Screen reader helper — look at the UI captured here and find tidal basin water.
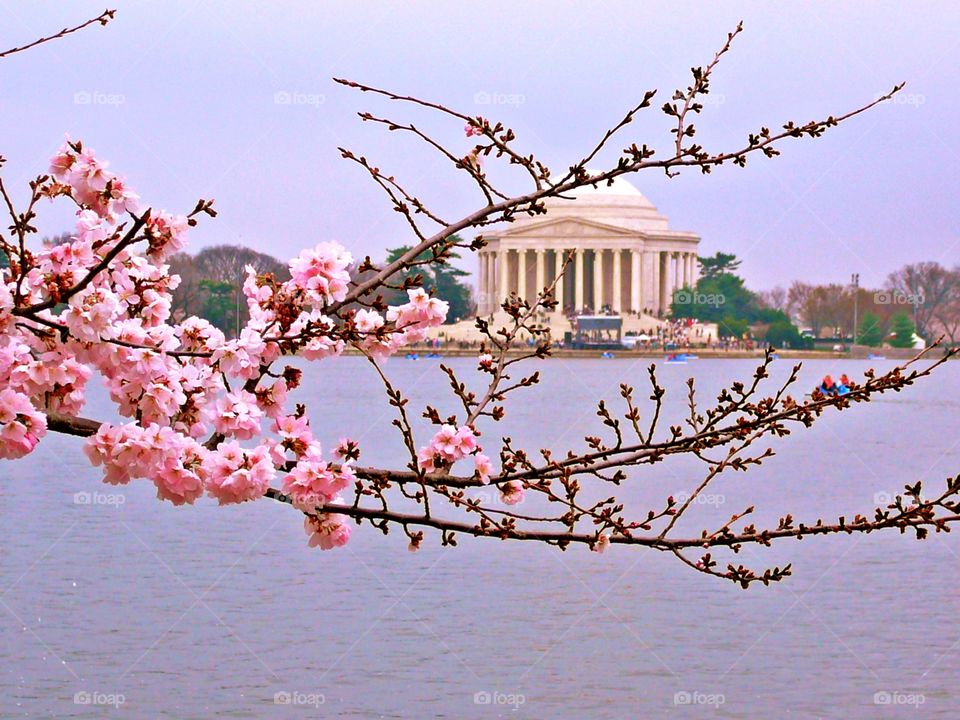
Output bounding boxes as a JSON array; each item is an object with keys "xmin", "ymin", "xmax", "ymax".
[{"xmin": 3, "ymin": 355, "xmax": 960, "ymax": 719}]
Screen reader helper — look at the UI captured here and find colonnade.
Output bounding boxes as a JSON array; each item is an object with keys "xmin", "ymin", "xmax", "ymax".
[{"xmin": 476, "ymin": 247, "xmax": 698, "ymax": 316}]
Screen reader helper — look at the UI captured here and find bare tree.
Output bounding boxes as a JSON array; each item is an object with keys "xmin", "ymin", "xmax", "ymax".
[
  {"xmin": 931, "ymin": 266, "xmax": 960, "ymax": 343},
  {"xmin": 758, "ymin": 286, "xmax": 787, "ymax": 313},
  {"xmin": 886, "ymin": 261, "xmax": 958, "ymax": 339}
]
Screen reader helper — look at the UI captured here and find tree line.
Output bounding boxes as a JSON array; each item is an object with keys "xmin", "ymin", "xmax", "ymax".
[
  {"xmin": 165, "ymin": 242, "xmax": 472, "ymax": 336},
  {"xmin": 672, "ymin": 254, "xmax": 960, "ymax": 348}
]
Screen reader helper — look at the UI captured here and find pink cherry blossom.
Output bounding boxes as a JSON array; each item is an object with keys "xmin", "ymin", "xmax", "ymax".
[
  {"xmin": 418, "ymin": 424, "xmax": 479, "ymax": 472},
  {"xmin": 593, "ymin": 533, "xmax": 611, "ymax": 554},
  {"xmin": 0, "ymin": 388, "xmax": 47, "ymax": 460},
  {"xmin": 386, "ymin": 288, "xmax": 448, "ymax": 344},
  {"xmin": 145, "ymin": 212, "xmax": 189, "ymax": 261},
  {"xmin": 474, "ymin": 452, "xmax": 493, "ymax": 484},
  {"xmin": 214, "ymin": 390, "xmax": 264, "ymax": 440},
  {"xmin": 303, "ymin": 512, "xmax": 352, "ymax": 550},
  {"xmin": 288, "ymin": 242, "xmax": 353, "ymax": 307},
  {"xmin": 283, "ymin": 443, "xmax": 353, "ymax": 510},
  {"xmin": 203, "ymin": 442, "xmax": 275, "ymax": 505},
  {"xmin": 499, "ymin": 480, "xmax": 525, "ymax": 506}
]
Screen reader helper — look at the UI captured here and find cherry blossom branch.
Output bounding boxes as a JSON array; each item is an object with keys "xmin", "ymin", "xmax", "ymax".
[{"xmin": 0, "ymin": 8, "xmax": 115, "ymax": 60}]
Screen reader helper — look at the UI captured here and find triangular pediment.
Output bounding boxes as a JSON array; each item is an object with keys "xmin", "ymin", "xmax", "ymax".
[{"xmin": 496, "ymin": 216, "xmax": 639, "ymax": 239}]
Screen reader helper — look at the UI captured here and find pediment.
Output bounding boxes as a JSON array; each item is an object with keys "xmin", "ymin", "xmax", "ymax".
[{"xmin": 496, "ymin": 217, "xmax": 639, "ymax": 239}]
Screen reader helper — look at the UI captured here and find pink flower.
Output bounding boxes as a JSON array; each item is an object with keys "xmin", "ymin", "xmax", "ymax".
[
  {"xmin": 499, "ymin": 480, "xmax": 525, "ymax": 506},
  {"xmin": 288, "ymin": 242, "xmax": 353, "ymax": 307},
  {"xmin": 214, "ymin": 390, "xmax": 264, "ymax": 440},
  {"xmin": 354, "ymin": 309, "xmax": 384, "ymax": 334},
  {"xmin": 283, "ymin": 444, "xmax": 352, "ymax": 510},
  {"xmin": 386, "ymin": 288, "xmax": 448, "ymax": 345},
  {"xmin": 304, "ymin": 513, "xmax": 352, "ymax": 550},
  {"xmin": 0, "ymin": 388, "xmax": 46, "ymax": 459},
  {"xmin": 417, "ymin": 424, "xmax": 478, "ymax": 471},
  {"xmin": 474, "ymin": 452, "xmax": 493, "ymax": 484},
  {"xmin": 153, "ymin": 438, "xmax": 208, "ymax": 506},
  {"xmin": 275, "ymin": 414, "xmax": 313, "ymax": 456},
  {"xmin": 204, "ymin": 442, "xmax": 275, "ymax": 505},
  {"xmin": 464, "ymin": 118, "xmax": 485, "ymax": 137},
  {"xmin": 593, "ymin": 533, "xmax": 611, "ymax": 554},
  {"xmin": 145, "ymin": 212, "xmax": 188, "ymax": 261}
]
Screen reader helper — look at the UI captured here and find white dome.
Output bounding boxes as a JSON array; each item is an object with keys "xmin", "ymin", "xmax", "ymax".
[
  {"xmin": 521, "ymin": 172, "xmax": 669, "ymax": 232},
  {"xmin": 565, "ymin": 173, "xmax": 651, "ymax": 201}
]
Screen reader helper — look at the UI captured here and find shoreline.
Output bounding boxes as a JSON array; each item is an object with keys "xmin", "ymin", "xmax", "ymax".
[{"xmin": 343, "ymin": 347, "xmax": 937, "ymax": 360}]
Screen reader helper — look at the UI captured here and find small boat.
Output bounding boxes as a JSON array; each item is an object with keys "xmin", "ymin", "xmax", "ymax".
[
  {"xmin": 810, "ymin": 384, "xmax": 851, "ymax": 397},
  {"xmin": 405, "ymin": 353, "xmax": 420, "ymax": 360},
  {"xmin": 664, "ymin": 354, "xmax": 687, "ymax": 364},
  {"xmin": 867, "ymin": 353, "xmax": 886, "ymax": 360},
  {"xmin": 600, "ymin": 351, "xmax": 615, "ymax": 359},
  {"xmin": 426, "ymin": 352, "xmax": 441, "ymax": 359}
]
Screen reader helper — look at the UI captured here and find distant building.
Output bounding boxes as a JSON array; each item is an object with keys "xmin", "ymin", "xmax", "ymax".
[{"xmin": 477, "ymin": 176, "xmax": 700, "ymax": 317}]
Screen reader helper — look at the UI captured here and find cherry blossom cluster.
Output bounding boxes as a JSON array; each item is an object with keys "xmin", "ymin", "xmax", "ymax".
[{"xmin": 0, "ymin": 141, "xmax": 469, "ymax": 550}]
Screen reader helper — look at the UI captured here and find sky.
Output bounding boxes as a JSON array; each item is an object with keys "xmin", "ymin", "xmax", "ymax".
[{"xmin": 1, "ymin": 0, "xmax": 958, "ymax": 291}]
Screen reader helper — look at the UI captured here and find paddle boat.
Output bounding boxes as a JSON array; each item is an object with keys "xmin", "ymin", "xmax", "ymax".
[
  {"xmin": 600, "ymin": 351, "xmax": 615, "ymax": 359},
  {"xmin": 664, "ymin": 354, "xmax": 688, "ymax": 365},
  {"xmin": 867, "ymin": 353, "xmax": 886, "ymax": 360}
]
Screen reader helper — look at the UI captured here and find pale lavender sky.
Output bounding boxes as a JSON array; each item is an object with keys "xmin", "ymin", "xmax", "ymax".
[{"xmin": 1, "ymin": 1, "xmax": 958, "ymax": 290}]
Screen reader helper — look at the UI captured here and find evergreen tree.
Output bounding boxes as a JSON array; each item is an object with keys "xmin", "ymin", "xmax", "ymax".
[
  {"xmin": 698, "ymin": 251, "xmax": 741, "ymax": 279},
  {"xmin": 889, "ymin": 311, "xmax": 916, "ymax": 348},
  {"xmin": 383, "ymin": 236, "xmax": 472, "ymax": 323},
  {"xmin": 858, "ymin": 311, "xmax": 884, "ymax": 347},
  {"xmin": 765, "ymin": 320, "xmax": 810, "ymax": 349}
]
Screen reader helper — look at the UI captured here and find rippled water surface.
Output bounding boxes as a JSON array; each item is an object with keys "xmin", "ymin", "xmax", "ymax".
[{"xmin": 3, "ymin": 356, "xmax": 960, "ymax": 718}]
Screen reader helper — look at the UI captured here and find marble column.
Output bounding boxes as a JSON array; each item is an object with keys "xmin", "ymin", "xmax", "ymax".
[
  {"xmin": 673, "ymin": 252, "xmax": 682, "ymax": 293},
  {"xmin": 498, "ymin": 249, "xmax": 509, "ymax": 303},
  {"xmin": 656, "ymin": 252, "xmax": 670, "ymax": 310},
  {"xmin": 488, "ymin": 252, "xmax": 495, "ymax": 310},
  {"xmin": 477, "ymin": 252, "xmax": 486, "ymax": 314},
  {"xmin": 593, "ymin": 249, "xmax": 603, "ymax": 310},
  {"xmin": 554, "ymin": 250, "xmax": 566, "ymax": 311},
  {"xmin": 488, "ymin": 252, "xmax": 496, "ymax": 311},
  {"xmin": 630, "ymin": 249, "xmax": 641, "ymax": 313},
  {"xmin": 612, "ymin": 249, "xmax": 623, "ymax": 313},
  {"xmin": 535, "ymin": 248, "xmax": 546, "ymax": 301},
  {"xmin": 517, "ymin": 249, "xmax": 527, "ymax": 303},
  {"xmin": 574, "ymin": 248, "xmax": 584, "ymax": 311},
  {"xmin": 642, "ymin": 250, "xmax": 654, "ymax": 312}
]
